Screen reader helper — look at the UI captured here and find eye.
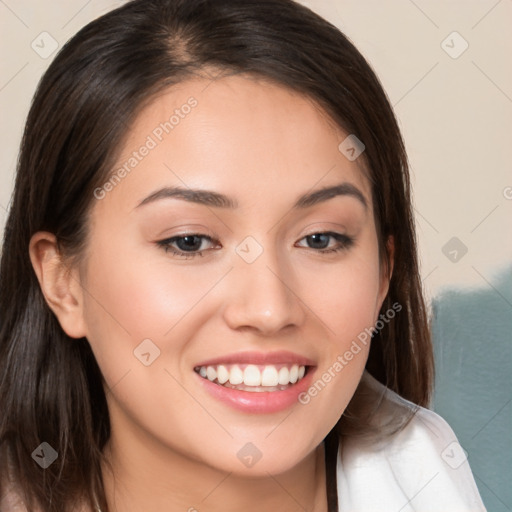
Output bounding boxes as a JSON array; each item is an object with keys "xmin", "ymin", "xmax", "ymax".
[
  {"xmin": 296, "ymin": 232, "xmax": 354, "ymax": 254},
  {"xmin": 156, "ymin": 231, "xmax": 354, "ymax": 260},
  {"xmin": 156, "ymin": 234, "xmax": 219, "ymax": 259}
]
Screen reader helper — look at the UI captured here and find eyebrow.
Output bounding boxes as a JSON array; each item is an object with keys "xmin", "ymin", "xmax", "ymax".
[{"xmin": 135, "ymin": 182, "xmax": 368, "ymax": 211}]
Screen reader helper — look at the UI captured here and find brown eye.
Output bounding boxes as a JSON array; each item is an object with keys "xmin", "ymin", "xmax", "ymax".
[{"xmin": 157, "ymin": 234, "xmax": 219, "ymax": 258}]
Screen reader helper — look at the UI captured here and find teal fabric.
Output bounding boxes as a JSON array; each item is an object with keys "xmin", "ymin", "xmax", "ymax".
[{"xmin": 432, "ymin": 266, "xmax": 512, "ymax": 512}]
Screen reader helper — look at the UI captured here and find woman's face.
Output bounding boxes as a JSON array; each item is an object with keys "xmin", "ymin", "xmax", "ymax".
[{"xmin": 78, "ymin": 74, "xmax": 390, "ymax": 476}]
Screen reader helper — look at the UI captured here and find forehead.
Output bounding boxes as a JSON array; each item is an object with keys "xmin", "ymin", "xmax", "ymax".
[{"xmin": 100, "ymin": 73, "xmax": 372, "ymax": 216}]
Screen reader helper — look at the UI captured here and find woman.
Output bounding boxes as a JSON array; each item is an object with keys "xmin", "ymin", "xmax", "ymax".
[{"xmin": 0, "ymin": 0, "xmax": 486, "ymax": 510}]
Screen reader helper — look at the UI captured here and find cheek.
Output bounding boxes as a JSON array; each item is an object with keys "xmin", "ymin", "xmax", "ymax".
[
  {"xmin": 307, "ymin": 240, "xmax": 383, "ymax": 345},
  {"xmin": 80, "ymin": 231, "xmax": 241, "ymax": 423},
  {"xmin": 82, "ymin": 233, "xmax": 223, "ymax": 338},
  {"xmin": 79, "ymin": 244, "xmax": 228, "ymax": 443},
  {"xmin": 295, "ymin": 239, "xmax": 383, "ymax": 423}
]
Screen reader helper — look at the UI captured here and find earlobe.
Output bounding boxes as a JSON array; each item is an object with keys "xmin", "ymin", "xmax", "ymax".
[{"xmin": 29, "ymin": 231, "xmax": 87, "ymax": 339}]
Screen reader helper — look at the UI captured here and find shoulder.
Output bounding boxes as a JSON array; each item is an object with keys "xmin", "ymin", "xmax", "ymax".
[{"xmin": 336, "ymin": 371, "xmax": 487, "ymax": 512}]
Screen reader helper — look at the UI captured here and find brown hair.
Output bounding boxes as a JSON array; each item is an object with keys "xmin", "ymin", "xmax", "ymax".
[{"xmin": 0, "ymin": 0, "xmax": 433, "ymax": 510}]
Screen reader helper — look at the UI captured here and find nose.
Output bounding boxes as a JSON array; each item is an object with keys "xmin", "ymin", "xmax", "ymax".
[{"xmin": 221, "ymin": 243, "xmax": 305, "ymax": 336}]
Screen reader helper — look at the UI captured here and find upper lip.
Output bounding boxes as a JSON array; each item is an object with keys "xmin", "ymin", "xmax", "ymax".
[{"xmin": 194, "ymin": 350, "xmax": 316, "ymax": 368}]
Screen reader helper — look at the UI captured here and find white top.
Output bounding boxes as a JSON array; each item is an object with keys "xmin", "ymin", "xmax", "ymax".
[{"xmin": 337, "ymin": 371, "xmax": 487, "ymax": 511}]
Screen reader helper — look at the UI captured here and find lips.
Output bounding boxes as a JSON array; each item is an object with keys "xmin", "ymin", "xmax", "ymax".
[
  {"xmin": 194, "ymin": 350, "xmax": 315, "ymax": 368},
  {"xmin": 193, "ymin": 351, "xmax": 316, "ymax": 413}
]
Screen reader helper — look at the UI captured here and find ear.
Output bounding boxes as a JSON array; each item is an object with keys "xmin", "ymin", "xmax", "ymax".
[
  {"xmin": 377, "ymin": 235, "xmax": 395, "ymax": 307},
  {"xmin": 29, "ymin": 231, "xmax": 87, "ymax": 339}
]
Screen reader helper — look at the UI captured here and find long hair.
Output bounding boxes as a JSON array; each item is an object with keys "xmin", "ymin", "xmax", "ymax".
[{"xmin": 0, "ymin": 1, "xmax": 433, "ymax": 510}]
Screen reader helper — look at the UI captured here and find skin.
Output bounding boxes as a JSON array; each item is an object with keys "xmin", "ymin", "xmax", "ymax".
[{"xmin": 29, "ymin": 73, "xmax": 392, "ymax": 512}]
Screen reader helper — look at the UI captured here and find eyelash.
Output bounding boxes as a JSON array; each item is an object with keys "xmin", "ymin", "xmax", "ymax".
[{"xmin": 156, "ymin": 231, "xmax": 355, "ymax": 259}]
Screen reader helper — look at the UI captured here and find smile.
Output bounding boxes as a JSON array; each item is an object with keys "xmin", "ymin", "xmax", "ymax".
[
  {"xmin": 194, "ymin": 363, "xmax": 308, "ymax": 392},
  {"xmin": 193, "ymin": 351, "xmax": 316, "ymax": 413}
]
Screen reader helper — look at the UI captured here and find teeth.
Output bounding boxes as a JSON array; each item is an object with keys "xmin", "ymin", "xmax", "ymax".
[
  {"xmin": 289, "ymin": 365, "xmax": 299, "ymax": 384},
  {"xmin": 278, "ymin": 367, "xmax": 290, "ymax": 385},
  {"xmin": 228, "ymin": 365, "xmax": 243, "ymax": 385},
  {"xmin": 244, "ymin": 365, "xmax": 261, "ymax": 386},
  {"xmin": 217, "ymin": 365, "xmax": 229, "ymax": 384},
  {"xmin": 206, "ymin": 366, "xmax": 217, "ymax": 381},
  {"xmin": 196, "ymin": 363, "xmax": 307, "ymax": 389},
  {"xmin": 261, "ymin": 366, "xmax": 279, "ymax": 386}
]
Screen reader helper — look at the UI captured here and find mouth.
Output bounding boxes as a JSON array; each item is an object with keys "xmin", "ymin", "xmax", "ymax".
[
  {"xmin": 193, "ymin": 351, "xmax": 316, "ymax": 413},
  {"xmin": 194, "ymin": 363, "xmax": 309, "ymax": 392}
]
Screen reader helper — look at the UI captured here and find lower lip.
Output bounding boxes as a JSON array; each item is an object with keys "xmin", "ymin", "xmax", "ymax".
[{"xmin": 195, "ymin": 368, "xmax": 316, "ymax": 414}]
